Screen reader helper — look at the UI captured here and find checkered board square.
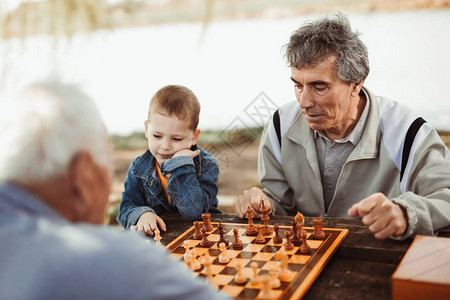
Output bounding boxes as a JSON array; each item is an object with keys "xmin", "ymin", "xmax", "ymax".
[{"xmin": 166, "ymin": 222, "xmax": 348, "ymax": 300}]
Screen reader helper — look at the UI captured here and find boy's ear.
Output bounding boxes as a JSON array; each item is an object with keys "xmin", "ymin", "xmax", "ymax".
[
  {"xmin": 144, "ymin": 120, "xmax": 149, "ymax": 139},
  {"xmin": 192, "ymin": 129, "xmax": 201, "ymax": 144}
]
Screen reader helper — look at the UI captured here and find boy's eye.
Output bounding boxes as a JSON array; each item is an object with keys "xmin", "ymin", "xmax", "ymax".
[
  {"xmin": 172, "ymin": 138, "xmax": 183, "ymax": 141},
  {"xmin": 153, "ymin": 135, "xmax": 162, "ymax": 139}
]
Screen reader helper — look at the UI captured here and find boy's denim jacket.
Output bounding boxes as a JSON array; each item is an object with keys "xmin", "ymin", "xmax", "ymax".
[{"xmin": 117, "ymin": 146, "xmax": 221, "ymax": 228}]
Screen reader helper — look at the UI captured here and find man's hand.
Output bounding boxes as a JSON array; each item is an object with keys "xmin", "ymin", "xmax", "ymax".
[
  {"xmin": 348, "ymin": 192, "xmax": 407, "ymax": 240},
  {"xmin": 234, "ymin": 187, "xmax": 272, "ymax": 219},
  {"xmin": 131, "ymin": 211, "xmax": 167, "ymax": 236}
]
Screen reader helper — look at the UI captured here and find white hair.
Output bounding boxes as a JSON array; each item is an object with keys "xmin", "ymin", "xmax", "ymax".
[{"xmin": 0, "ymin": 81, "xmax": 109, "ymax": 183}]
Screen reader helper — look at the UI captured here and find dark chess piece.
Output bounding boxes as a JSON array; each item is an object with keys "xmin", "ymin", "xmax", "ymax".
[
  {"xmin": 201, "ymin": 213, "xmax": 214, "ymax": 232},
  {"xmin": 200, "ymin": 227, "xmax": 211, "ymax": 247},
  {"xmin": 300, "ymin": 231, "xmax": 311, "ymax": 253},
  {"xmin": 192, "ymin": 221, "xmax": 202, "ymax": 240},
  {"xmin": 284, "ymin": 231, "xmax": 294, "ymax": 251},
  {"xmin": 291, "ymin": 219, "xmax": 301, "ymax": 246},
  {"xmin": 246, "ymin": 206, "xmax": 257, "ymax": 235},
  {"xmin": 232, "ymin": 228, "xmax": 243, "ymax": 250},
  {"xmin": 255, "ymin": 224, "xmax": 266, "ymax": 244},
  {"xmin": 217, "ymin": 222, "xmax": 229, "ymax": 247},
  {"xmin": 312, "ymin": 218, "xmax": 326, "ymax": 239},
  {"xmin": 272, "ymin": 224, "xmax": 283, "ymax": 244},
  {"xmin": 260, "ymin": 200, "xmax": 273, "ymax": 236}
]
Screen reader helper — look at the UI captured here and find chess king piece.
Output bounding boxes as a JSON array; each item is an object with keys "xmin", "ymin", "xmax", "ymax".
[
  {"xmin": 260, "ymin": 200, "xmax": 273, "ymax": 236},
  {"xmin": 312, "ymin": 218, "xmax": 326, "ymax": 239},
  {"xmin": 201, "ymin": 213, "xmax": 214, "ymax": 232},
  {"xmin": 232, "ymin": 228, "xmax": 243, "ymax": 250},
  {"xmin": 192, "ymin": 221, "xmax": 202, "ymax": 240},
  {"xmin": 245, "ymin": 206, "xmax": 257, "ymax": 235}
]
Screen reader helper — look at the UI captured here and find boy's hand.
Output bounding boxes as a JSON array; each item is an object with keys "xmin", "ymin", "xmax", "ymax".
[
  {"xmin": 172, "ymin": 148, "xmax": 200, "ymax": 159},
  {"xmin": 131, "ymin": 211, "xmax": 167, "ymax": 236}
]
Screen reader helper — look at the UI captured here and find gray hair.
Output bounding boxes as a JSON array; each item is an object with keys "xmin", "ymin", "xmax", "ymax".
[
  {"xmin": 284, "ymin": 12, "xmax": 369, "ymax": 83},
  {"xmin": 0, "ymin": 81, "xmax": 109, "ymax": 183}
]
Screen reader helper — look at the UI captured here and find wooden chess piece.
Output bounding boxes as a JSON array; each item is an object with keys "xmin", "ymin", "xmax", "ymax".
[
  {"xmin": 260, "ymin": 200, "xmax": 273, "ymax": 236},
  {"xmin": 201, "ymin": 213, "xmax": 214, "ymax": 232},
  {"xmin": 312, "ymin": 218, "xmax": 326, "ymax": 239},
  {"xmin": 300, "ymin": 231, "xmax": 311, "ymax": 253},
  {"xmin": 291, "ymin": 219, "xmax": 301, "ymax": 246},
  {"xmin": 276, "ymin": 249, "xmax": 292, "ymax": 281},
  {"xmin": 189, "ymin": 248, "xmax": 201, "ymax": 270},
  {"xmin": 234, "ymin": 262, "xmax": 247, "ymax": 284},
  {"xmin": 201, "ymin": 252, "xmax": 218, "ymax": 289},
  {"xmin": 272, "ymin": 224, "xmax": 283, "ymax": 244},
  {"xmin": 192, "ymin": 221, "xmax": 202, "ymax": 240},
  {"xmin": 153, "ymin": 228, "xmax": 162, "ymax": 245},
  {"xmin": 249, "ymin": 262, "xmax": 261, "ymax": 287},
  {"xmin": 232, "ymin": 228, "xmax": 243, "ymax": 250},
  {"xmin": 269, "ymin": 267, "xmax": 281, "ymax": 288},
  {"xmin": 255, "ymin": 224, "xmax": 266, "ymax": 244},
  {"xmin": 284, "ymin": 231, "xmax": 294, "ymax": 251},
  {"xmin": 218, "ymin": 242, "xmax": 230, "ymax": 263},
  {"xmin": 258, "ymin": 274, "xmax": 275, "ymax": 299},
  {"xmin": 200, "ymin": 227, "xmax": 211, "ymax": 247},
  {"xmin": 217, "ymin": 223, "xmax": 229, "ymax": 247},
  {"xmin": 245, "ymin": 206, "xmax": 257, "ymax": 235}
]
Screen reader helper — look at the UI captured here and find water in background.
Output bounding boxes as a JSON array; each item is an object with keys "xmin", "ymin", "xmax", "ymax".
[{"xmin": 1, "ymin": 9, "xmax": 449, "ymax": 134}]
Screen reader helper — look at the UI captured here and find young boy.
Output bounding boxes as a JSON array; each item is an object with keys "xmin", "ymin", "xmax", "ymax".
[{"xmin": 117, "ymin": 85, "xmax": 221, "ymax": 236}]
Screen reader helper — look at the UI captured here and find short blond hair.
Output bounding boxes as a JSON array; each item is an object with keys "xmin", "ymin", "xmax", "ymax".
[{"xmin": 148, "ymin": 85, "xmax": 200, "ymax": 131}]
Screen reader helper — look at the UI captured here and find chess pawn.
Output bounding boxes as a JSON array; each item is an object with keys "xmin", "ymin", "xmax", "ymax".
[
  {"xmin": 313, "ymin": 218, "xmax": 326, "ymax": 239},
  {"xmin": 269, "ymin": 267, "xmax": 281, "ymax": 288},
  {"xmin": 255, "ymin": 224, "xmax": 266, "ymax": 244},
  {"xmin": 232, "ymin": 228, "xmax": 243, "ymax": 250},
  {"xmin": 245, "ymin": 206, "xmax": 257, "ymax": 235},
  {"xmin": 201, "ymin": 213, "xmax": 214, "ymax": 232},
  {"xmin": 291, "ymin": 219, "xmax": 301, "ymax": 246},
  {"xmin": 154, "ymin": 228, "xmax": 162, "ymax": 245},
  {"xmin": 300, "ymin": 231, "xmax": 311, "ymax": 253},
  {"xmin": 218, "ymin": 242, "xmax": 230, "ymax": 263},
  {"xmin": 272, "ymin": 224, "xmax": 283, "ymax": 244},
  {"xmin": 276, "ymin": 249, "xmax": 292, "ymax": 281},
  {"xmin": 258, "ymin": 274, "xmax": 274, "ymax": 300},
  {"xmin": 249, "ymin": 262, "xmax": 261, "ymax": 287},
  {"xmin": 192, "ymin": 221, "xmax": 202, "ymax": 240},
  {"xmin": 200, "ymin": 227, "xmax": 211, "ymax": 247},
  {"xmin": 234, "ymin": 262, "xmax": 247, "ymax": 284},
  {"xmin": 284, "ymin": 231, "xmax": 294, "ymax": 251}
]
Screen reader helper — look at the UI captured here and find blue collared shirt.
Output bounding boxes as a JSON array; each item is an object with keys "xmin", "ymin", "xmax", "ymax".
[{"xmin": 0, "ymin": 182, "xmax": 230, "ymax": 300}]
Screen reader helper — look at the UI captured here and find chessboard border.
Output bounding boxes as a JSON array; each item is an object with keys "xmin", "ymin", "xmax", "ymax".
[{"xmin": 166, "ymin": 222, "xmax": 348, "ymax": 300}]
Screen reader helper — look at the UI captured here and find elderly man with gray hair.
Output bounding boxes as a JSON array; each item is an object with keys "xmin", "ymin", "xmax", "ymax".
[
  {"xmin": 234, "ymin": 13, "xmax": 450, "ymax": 240},
  {"xmin": 0, "ymin": 82, "xmax": 230, "ymax": 299}
]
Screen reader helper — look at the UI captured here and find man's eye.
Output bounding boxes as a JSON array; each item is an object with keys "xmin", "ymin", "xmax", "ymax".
[
  {"xmin": 295, "ymin": 85, "xmax": 304, "ymax": 92},
  {"xmin": 315, "ymin": 85, "xmax": 327, "ymax": 91}
]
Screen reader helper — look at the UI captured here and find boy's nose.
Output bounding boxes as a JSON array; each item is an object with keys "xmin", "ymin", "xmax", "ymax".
[{"xmin": 161, "ymin": 140, "xmax": 172, "ymax": 150}]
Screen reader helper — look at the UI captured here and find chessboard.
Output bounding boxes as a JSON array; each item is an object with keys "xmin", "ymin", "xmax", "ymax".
[{"xmin": 166, "ymin": 220, "xmax": 348, "ymax": 299}]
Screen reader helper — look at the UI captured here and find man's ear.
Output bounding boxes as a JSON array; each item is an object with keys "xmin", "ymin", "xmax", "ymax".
[
  {"xmin": 67, "ymin": 151, "xmax": 93, "ymax": 206},
  {"xmin": 192, "ymin": 129, "xmax": 201, "ymax": 145},
  {"xmin": 352, "ymin": 79, "xmax": 364, "ymax": 96}
]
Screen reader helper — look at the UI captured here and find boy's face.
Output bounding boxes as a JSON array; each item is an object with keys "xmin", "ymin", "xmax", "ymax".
[{"xmin": 145, "ymin": 112, "xmax": 200, "ymax": 165}]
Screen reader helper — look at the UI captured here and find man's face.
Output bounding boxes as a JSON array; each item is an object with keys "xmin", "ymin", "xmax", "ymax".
[
  {"xmin": 291, "ymin": 56, "xmax": 358, "ymax": 139},
  {"xmin": 145, "ymin": 112, "xmax": 199, "ymax": 165}
]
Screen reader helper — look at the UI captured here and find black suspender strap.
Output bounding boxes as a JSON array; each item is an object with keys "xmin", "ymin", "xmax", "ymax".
[
  {"xmin": 273, "ymin": 109, "xmax": 282, "ymax": 147},
  {"xmin": 400, "ymin": 117, "xmax": 426, "ymax": 181}
]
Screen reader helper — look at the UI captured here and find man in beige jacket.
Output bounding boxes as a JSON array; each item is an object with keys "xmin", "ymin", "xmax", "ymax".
[{"xmin": 234, "ymin": 13, "xmax": 450, "ymax": 240}]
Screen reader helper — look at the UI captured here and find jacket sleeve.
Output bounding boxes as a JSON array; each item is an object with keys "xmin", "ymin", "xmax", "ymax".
[
  {"xmin": 258, "ymin": 121, "xmax": 298, "ymax": 216},
  {"xmin": 116, "ymin": 159, "xmax": 156, "ymax": 229},
  {"xmin": 162, "ymin": 154, "xmax": 219, "ymax": 221},
  {"xmin": 392, "ymin": 129, "xmax": 450, "ymax": 239}
]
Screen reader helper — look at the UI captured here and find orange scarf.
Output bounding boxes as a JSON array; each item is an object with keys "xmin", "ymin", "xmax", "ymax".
[{"xmin": 155, "ymin": 163, "xmax": 171, "ymax": 204}]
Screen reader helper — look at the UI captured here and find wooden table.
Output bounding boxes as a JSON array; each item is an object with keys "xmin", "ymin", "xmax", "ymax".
[{"xmin": 160, "ymin": 213, "xmax": 450, "ymax": 300}]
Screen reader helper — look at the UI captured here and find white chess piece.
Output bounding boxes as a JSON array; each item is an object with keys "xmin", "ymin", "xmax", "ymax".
[
  {"xmin": 234, "ymin": 262, "xmax": 247, "ymax": 284},
  {"xmin": 218, "ymin": 242, "xmax": 230, "ymax": 263}
]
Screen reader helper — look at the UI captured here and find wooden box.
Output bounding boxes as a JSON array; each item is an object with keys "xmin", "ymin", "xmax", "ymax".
[{"xmin": 392, "ymin": 235, "xmax": 450, "ymax": 300}]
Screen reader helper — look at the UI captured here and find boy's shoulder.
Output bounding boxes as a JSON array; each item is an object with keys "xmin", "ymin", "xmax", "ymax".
[
  {"xmin": 129, "ymin": 149, "xmax": 155, "ymax": 178},
  {"xmin": 198, "ymin": 145, "xmax": 219, "ymax": 165}
]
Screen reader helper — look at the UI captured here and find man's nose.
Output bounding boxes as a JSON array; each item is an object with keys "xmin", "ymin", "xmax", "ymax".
[{"xmin": 297, "ymin": 87, "xmax": 314, "ymax": 109}]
